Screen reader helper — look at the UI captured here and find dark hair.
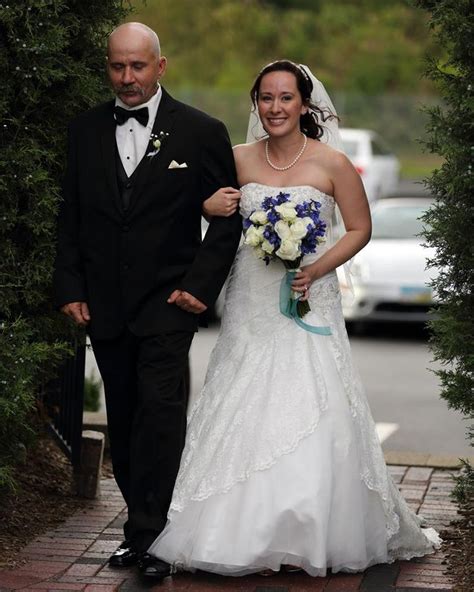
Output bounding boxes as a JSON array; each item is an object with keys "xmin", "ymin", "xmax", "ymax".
[{"xmin": 250, "ymin": 60, "xmax": 337, "ymax": 140}]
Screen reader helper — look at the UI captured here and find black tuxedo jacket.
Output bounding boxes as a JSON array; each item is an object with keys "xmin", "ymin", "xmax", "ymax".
[{"xmin": 53, "ymin": 88, "xmax": 242, "ymax": 339}]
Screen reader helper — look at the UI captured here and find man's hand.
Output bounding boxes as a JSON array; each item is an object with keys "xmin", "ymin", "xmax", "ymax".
[
  {"xmin": 167, "ymin": 290, "xmax": 207, "ymax": 314},
  {"xmin": 60, "ymin": 301, "xmax": 91, "ymax": 326},
  {"xmin": 203, "ymin": 187, "xmax": 241, "ymax": 218}
]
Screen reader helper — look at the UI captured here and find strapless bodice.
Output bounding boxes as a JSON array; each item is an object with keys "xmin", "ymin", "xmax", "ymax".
[{"xmin": 240, "ymin": 182, "xmax": 335, "ymax": 225}]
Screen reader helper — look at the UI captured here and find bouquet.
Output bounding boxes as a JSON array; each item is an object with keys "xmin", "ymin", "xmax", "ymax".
[{"xmin": 243, "ymin": 191, "xmax": 327, "ymax": 319}]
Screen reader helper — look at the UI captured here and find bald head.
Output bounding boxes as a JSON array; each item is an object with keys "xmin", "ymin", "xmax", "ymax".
[
  {"xmin": 108, "ymin": 22, "xmax": 161, "ymax": 58},
  {"xmin": 107, "ymin": 22, "xmax": 167, "ymax": 107}
]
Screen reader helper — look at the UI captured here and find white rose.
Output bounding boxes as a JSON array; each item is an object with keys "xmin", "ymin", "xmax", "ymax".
[
  {"xmin": 261, "ymin": 239, "xmax": 274, "ymax": 254},
  {"xmin": 290, "ymin": 219, "xmax": 309, "ymax": 240},
  {"xmin": 275, "ymin": 202, "xmax": 297, "ymax": 221},
  {"xmin": 249, "ymin": 210, "xmax": 268, "ymax": 225},
  {"xmin": 244, "ymin": 225, "xmax": 263, "ymax": 247},
  {"xmin": 274, "ymin": 220, "xmax": 291, "ymax": 239},
  {"xmin": 276, "ymin": 238, "xmax": 301, "ymax": 261}
]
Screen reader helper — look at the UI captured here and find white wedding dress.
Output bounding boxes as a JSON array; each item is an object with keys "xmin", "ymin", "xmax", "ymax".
[{"xmin": 148, "ymin": 183, "xmax": 440, "ymax": 576}]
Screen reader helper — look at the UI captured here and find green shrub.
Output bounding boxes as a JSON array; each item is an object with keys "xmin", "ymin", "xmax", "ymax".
[
  {"xmin": 0, "ymin": 0, "xmax": 132, "ymax": 494},
  {"xmin": 415, "ymin": 0, "xmax": 473, "ymax": 492},
  {"xmin": 84, "ymin": 371, "xmax": 102, "ymax": 413}
]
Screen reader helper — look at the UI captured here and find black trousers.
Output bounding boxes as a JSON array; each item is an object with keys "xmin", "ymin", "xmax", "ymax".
[{"xmin": 91, "ymin": 328, "xmax": 194, "ymax": 552}]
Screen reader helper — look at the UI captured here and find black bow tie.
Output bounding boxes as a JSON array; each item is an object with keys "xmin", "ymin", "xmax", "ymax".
[{"xmin": 114, "ymin": 105, "xmax": 149, "ymax": 127}]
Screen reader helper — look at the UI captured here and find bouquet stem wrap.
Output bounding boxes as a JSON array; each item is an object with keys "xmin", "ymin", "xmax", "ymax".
[{"xmin": 279, "ymin": 269, "xmax": 332, "ymax": 336}]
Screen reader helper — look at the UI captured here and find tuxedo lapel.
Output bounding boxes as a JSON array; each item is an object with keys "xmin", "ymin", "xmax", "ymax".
[
  {"xmin": 126, "ymin": 88, "xmax": 178, "ymax": 215},
  {"xmin": 99, "ymin": 101, "xmax": 123, "ymax": 217}
]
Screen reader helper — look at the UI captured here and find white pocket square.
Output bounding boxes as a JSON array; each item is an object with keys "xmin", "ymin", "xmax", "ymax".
[{"xmin": 168, "ymin": 160, "xmax": 188, "ymax": 169}]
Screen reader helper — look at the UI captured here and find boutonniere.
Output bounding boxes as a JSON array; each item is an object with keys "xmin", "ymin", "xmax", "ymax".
[{"xmin": 147, "ymin": 131, "xmax": 169, "ymax": 158}]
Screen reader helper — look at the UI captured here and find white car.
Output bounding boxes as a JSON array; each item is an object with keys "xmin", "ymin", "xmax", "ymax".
[
  {"xmin": 339, "ymin": 196, "xmax": 438, "ymax": 325},
  {"xmin": 340, "ymin": 128, "xmax": 400, "ymax": 203}
]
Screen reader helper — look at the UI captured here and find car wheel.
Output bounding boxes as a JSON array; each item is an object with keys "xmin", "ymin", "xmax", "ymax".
[{"xmin": 345, "ymin": 320, "xmax": 365, "ymax": 336}]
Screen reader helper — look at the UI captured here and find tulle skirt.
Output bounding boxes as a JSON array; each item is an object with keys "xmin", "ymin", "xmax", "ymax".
[{"xmin": 149, "ymin": 321, "xmax": 439, "ymax": 575}]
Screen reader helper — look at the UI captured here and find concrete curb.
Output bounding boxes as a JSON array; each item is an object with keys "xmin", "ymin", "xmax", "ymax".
[
  {"xmin": 83, "ymin": 411, "xmax": 473, "ymax": 470},
  {"xmin": 384, "ymin": 449, "xmax": 473, "ymax": 469}
]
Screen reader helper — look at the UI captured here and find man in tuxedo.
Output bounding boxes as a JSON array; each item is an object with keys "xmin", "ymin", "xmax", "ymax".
[{"xmin": 54, "ymin": 23, "xmax": 241, "ymax": 579}]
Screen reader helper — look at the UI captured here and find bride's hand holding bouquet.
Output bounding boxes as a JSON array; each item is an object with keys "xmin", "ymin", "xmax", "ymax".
[{"xmin": 243, "ymin": 190, "xmax": 327, "ymax": 320}]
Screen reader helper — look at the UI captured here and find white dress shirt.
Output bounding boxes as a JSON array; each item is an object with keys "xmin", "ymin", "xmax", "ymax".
[{"xmin": 115, "ymin": 86, "xmax": 162, "ymax": 177}]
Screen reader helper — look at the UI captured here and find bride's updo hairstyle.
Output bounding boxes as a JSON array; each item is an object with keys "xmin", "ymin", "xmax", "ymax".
[{"xmin": 250, "ymin": 60, "xmax": 336, "ymax": 140}]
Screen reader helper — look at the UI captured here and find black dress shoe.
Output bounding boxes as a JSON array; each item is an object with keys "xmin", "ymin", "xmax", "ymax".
[
  {"xmin": 109, "ymin": 541, "xmax": 140, "ymax": 567},
  {"xmin": 138, "ymin": 553, "xmax": 172, "ymax": 579}
]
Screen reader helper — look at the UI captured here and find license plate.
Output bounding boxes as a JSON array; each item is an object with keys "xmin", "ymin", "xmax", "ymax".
[{"xmin": 400, "ymin": 286, "xmax": 433, "ymax": 303}]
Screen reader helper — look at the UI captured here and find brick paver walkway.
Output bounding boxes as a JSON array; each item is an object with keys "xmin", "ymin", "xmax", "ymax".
[{"xmin": 0, "ymin": 466, "xmax": 457, "ymax": 591}]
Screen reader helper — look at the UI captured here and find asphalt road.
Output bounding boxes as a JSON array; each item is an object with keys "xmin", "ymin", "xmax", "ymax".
[{"xmin": 188, "ymin": 321, "xmax": 471, "ymax": 458}]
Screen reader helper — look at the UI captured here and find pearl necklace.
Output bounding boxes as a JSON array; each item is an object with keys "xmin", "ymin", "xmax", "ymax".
[{"xmin": 265, "ymin": 133, "xmax": 308, "ymax": 171}]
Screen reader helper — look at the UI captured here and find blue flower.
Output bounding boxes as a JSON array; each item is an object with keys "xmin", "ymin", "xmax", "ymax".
[
  {"xmin": 263, "ymin": 226, "xmax": 280, "ymax": 247},
  {"xmin": 295, "ymin": 203, "xmax": 307, "ymax": 216},
  {"xmin": 267, "ymin": 209, "xmax": 280, "ymax": 225},
  {"xmin": 242, "ymin": 217, "xmax": 252, "ymax": 230},
  {"xmin": 262, "ymin": 196, "xmax": 277, "ymax": 210},
  {"xmin": 275, "ymin": 191, "xmax": 290, "ymax": 205},
  {"xmin": 309, "ymin": 210, "xmax": 322, "ymax": 224}
]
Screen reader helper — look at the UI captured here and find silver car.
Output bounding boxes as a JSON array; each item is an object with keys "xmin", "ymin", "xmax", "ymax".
[
  {"xmin": 339, "ymin": 196, "xmax": 438, "ymax": 325},
  {"xmin": 340, "ymin": 128, "xmax": 400, "ymax": 203}
]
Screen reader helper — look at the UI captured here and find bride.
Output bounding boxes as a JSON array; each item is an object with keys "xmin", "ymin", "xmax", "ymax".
[{"xmin": 147, "ymin": 60, "xmax": 440, "ymax": 577}]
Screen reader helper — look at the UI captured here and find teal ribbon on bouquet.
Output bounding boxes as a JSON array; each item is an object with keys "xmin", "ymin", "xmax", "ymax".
[{"xmin": 279, "ymin": 270, "xmax": 332, "ymax": 335}]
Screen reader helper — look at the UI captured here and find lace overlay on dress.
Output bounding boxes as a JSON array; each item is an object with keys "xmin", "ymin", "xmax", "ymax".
[{"xmin": 167, "ymin": 183, "xmax": 439, "ymax": 563}]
